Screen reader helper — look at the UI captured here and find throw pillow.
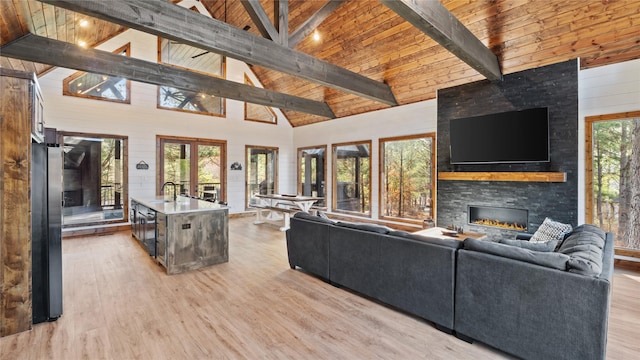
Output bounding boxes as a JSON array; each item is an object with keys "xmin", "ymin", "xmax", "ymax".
[
  {"xmin": 530, "ymin": 217, "xmax": 573, "ymax": 243},
  {"xmin": 317, "ymin": 211, "xmax": 330, "ymax": 220}
]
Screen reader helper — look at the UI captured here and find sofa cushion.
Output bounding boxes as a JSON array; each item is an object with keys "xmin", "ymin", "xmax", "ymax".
[
  {"xmin": 293, "ymin": 211, "xmax": 336, "ymax": 225},
  {"xmin": 530, "ymin": 217, "xmax": 573, "ymax": 243},
  {"xmin": 335, "ymin": 221, "xmax": 392, "ymax": 234},
  {"xmin": 557, "ymin": 227, "xmax": 605, "ymax": 276},
  {"xmin": 463, "ymin": 238, "xmax": 569, "ymax": 270},
  {"xmin": 499, "ymin": 239, "xmax": 558, "ymax": 252}
]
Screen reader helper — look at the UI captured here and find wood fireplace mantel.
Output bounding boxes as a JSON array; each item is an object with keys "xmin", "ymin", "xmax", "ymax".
[{"xmin": 438, "ymin": 172, "xmax": 567, "ymax": 182}]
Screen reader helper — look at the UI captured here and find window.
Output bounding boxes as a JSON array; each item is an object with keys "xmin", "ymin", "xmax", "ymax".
[
  {"xmin": 63, "ymin": 43, "xmax": 131, "ymax": 103},
  {"xmin": 157, "ymin": 136, "xmax": 226, "ymax": 201},
  {"xmin": 379, "ymin": 134, "xmax": 436, "ymax": 223},
  {"xmin": 586, "ymin": 111, "xmax": 640, "ymax": 253},
  {"xmin": 298, "ymin": 146, "xmax": 326, "ymax": 207},
  {"xmin": 244, "ymin": 75, "xmax": 277, "ymax": 124},
  {"xmin": 157, "ymin": 37, "xmax": 225, "ymax": 116},
  {"xmin": 332, "ymin": 141, "xmax": 371, "ymax": 215},
  {"xmin": 246, "ymin": 146, "xmax": 278, "ymax": 209},
  {"xmin": 59, "ymin": 132, "xmax": 128, "ymax": 227}
]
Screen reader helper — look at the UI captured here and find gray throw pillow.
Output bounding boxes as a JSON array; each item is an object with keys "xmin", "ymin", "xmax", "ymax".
[
  {"xmin": 530, "ymin": 217, "xmax": 573, "ymax": 243},
  {"xmin": 499, "ymin": 239, "xmax": 558, "ymax": 252}
]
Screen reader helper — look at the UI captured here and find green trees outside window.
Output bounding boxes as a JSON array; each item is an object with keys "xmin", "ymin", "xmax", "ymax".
[{"xmin": 380, "ymin": 134, "xmax": 435, "ymax": 223}]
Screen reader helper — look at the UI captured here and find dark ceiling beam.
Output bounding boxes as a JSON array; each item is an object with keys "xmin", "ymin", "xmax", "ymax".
[
  {"xmin": 240, "ymin": 0, "xmax": 278, "ymax": 42},
  {"xmin": 0, "ymin": 34, "xmax": 335, "ymax": 119},
  {"xmin": 380, "ymin": 0, "xmax": 502, "ymax": 81},
  {"xmin": 39, "ymin": 0, "xmax": 397, "ymax": 106},
  {"xmin": 289, "ymin": 0, "xmax": 345, "ymax": 48},
  {"xmin": 275, "ymin": 0, "xmax": 289, "ymax": 47}
]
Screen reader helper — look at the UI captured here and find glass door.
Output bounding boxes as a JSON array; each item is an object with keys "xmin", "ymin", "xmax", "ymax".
[
  {"xmin": 158, "ymin": 136, "xmax": 226, "ymax": 201},
  {"xmin": 197, "ymin": 144, "xmax": 222, "ymax": 201},
  {"xmin": 246, "ymin": 146, "xmax": 278, "ymax": 209}
]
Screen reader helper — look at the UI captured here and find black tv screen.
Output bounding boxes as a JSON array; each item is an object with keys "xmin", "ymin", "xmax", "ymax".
[{"xmin": 449, "ymin": 107, "xmax": 550, "ymax": 164}]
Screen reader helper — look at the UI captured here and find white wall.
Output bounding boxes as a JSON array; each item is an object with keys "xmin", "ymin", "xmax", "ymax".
[
  {"xmin": 578, "ymin": 58, "xmax": 640, "ymax": 223},
  {"xmin": 39, "ymin": 29, "xmax": 293, "ymax": 215}
]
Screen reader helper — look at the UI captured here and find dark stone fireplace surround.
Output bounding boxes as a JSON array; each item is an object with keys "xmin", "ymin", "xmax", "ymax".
[{"xmin": 436, "ymin": 59, "xmax": 578, "ymax": 241}]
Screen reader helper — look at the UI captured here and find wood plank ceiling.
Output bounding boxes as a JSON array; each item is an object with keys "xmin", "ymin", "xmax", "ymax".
[{"xmin": 1, "ymin": 0, "xmax": 639, "ymax": 127}]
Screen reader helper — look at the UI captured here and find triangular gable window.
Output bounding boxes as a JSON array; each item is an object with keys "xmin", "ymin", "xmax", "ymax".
[
  {"xmin": 244, "ymin": 75, "xmax": 277, "ymax": 124},
  {"xmin": 63, "ymin": 43, "xmax": 131, "ymax": 104}
]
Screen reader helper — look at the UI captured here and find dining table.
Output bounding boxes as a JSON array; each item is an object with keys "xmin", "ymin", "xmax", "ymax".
[{"xmin": 253, "ymin": 194, "xmax": 324, "ymax": 231}]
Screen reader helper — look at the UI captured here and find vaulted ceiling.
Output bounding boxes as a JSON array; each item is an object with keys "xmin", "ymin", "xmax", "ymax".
[{"xmin": 1, "ymin": 0, "xmax": 639, "ymax": 127}]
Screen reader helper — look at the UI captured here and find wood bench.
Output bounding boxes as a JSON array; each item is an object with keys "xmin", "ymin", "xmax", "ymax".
[{"xmin": 251, "ymin": 204, "xmax": 300, "ymax": 231}]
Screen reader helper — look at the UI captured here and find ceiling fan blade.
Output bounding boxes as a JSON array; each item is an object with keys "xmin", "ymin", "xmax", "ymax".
[{"xmin": 191, "ymin": 51, "xmax": 209, "ymax": 59}]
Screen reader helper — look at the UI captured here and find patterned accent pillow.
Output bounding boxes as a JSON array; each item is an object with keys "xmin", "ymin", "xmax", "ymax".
[{"xmin": 530, "ymin": 217, "xmax": 573, "ymax": 243}]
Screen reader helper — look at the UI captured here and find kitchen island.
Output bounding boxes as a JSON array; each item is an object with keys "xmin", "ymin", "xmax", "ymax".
[{"xmin": 131, "ymin": 196, "xmax": 228, "ymax": 275}]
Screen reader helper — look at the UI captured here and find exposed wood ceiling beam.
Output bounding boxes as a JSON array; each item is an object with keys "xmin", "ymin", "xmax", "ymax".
[
  {"xmin": 39, "ymin": 0, "xmax": 398, "ymax": 106},
  {"xmin": 288, "ymin": 0, "xmax": 345, "ymax": 48},
  {"xmin": 275, "ymin": 1, "xmax": 289, "ymax": 47},
  {"xmin": 0, "ymin": 34, "xmax": 335, "ymax": 119},
  {"xmin": 240, "ymin": 0, "xmax": 279, "ymax": 42},
  {"xmin": 380, "ymin": 0, "xmax": 502, "ymax": 81}
]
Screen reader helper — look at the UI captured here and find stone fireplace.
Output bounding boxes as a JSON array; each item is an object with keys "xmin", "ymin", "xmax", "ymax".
[{"xmin": 436, "ymin": 59, "xmax": 579, "ymax": 241}]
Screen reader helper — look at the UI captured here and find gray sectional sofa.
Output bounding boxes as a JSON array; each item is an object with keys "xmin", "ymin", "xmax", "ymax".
[
  {"xmin": 455, "ymin": 224, "xmax": 614, "ymax": 360},
  {"xmin": 286, "ymin": 212, "xmax": 462, "ymax": 332},
  {"xmin": 286, "ymin": 213, "xmax": 614, "ymax": 360}
]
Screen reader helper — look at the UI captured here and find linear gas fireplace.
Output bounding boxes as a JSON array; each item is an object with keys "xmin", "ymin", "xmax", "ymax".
[{"xmin": 468, "ymin": 205, "xmax": 528, "ymax": 231}]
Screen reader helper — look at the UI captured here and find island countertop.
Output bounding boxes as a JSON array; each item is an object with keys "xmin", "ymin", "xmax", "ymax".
[{"xmin": 132, "ymin": 196, "xmax": 228, "ymax": 214}]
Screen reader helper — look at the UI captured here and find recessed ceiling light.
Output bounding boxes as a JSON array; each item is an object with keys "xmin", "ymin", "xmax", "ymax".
[
  {"xmin": 313, "ymin": 30, "xmax": 320, "ymax": 42},
  {"xmin": 79, "ymin": 19, "xmax": 89, "ymax": 27},
  {"xmin": 78, "ymin": 40, "xmax": 87, "ymax": 48}
]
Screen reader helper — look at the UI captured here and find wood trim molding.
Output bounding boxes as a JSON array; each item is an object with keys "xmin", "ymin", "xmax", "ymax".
[{"xmin": 438, "ymin": 172, "xmax": 567, "ymax": 182}]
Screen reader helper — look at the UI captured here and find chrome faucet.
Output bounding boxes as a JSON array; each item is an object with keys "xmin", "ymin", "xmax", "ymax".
[{"xmin": 160, "ymin": 181, "xmax": 177, "ymax": 201}]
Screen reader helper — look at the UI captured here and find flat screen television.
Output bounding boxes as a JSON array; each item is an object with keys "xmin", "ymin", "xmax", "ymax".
[{"xmin": 449, "ymin": 107, "xmax": 550, "ymax": 164}]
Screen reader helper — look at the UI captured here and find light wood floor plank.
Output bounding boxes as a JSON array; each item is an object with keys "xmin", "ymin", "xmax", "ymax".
[{"xmin": 1, "ymin": 217, "xmax": 638, "ymax": 359}]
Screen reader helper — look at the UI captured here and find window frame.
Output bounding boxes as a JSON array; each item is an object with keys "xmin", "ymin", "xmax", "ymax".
[
  {"xmin": 297, "ymin": 145, "xmax": 327, "ymax": 207},
  {"xmin": 57, "ymin": 131, "xmax": 129, "ymax": 228},
  {"xmin": 585, "ymin": 110, "xmax": 640, "ymax": 258},
  {"xmin": 331, "ymin": 140, "xmax": 372, "ymax": 217},
  {"xmin": 245, "ymin": 145, "xmax": 279, "ymax": 210},
  {"xmin": 378, "ymin": 133, "xmax": 437, "ymax": 225},
  {"xmin": 156, "ymin": 37, "xmax": 227, "ymax": 117},
  {"xmin": 156, "ymin": 135, "xmax": 227, "ymax": 201},
  {"xmin": 62, "ymin": 43, "xmax": 131, "ymax": 104}
]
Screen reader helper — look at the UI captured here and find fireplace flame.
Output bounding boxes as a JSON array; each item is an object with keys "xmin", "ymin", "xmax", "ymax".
[{"xmin": 472, "ymin": 219, "xmax": 527, "ymax": 231}]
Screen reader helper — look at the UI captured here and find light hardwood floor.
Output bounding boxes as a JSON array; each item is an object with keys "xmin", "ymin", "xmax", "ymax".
[{"xmin": 1, "ymin": 217, "xmax": 639, "ymax": 359}]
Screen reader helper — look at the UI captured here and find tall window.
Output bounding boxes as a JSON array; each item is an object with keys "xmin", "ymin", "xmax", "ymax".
[
  {"xmin": 332, "ymin": 141, "xmax": 371, "ymax": 215},
  {"xmin": 380, "ymin": 134, "xmax": 436, "ymax": 223},
  {"xmin": 586, "ymin": 111, "xmax": 640, "ymax": 253},
  {"xmin": 63, "ymin": 43, "xmax": 131, "ymax": 103},
  {"xmin": 59, "ymin": 132, "xmax": 128, "ymax": 227},
  {"xmin": 246, "ymin": 146, "xmax": 278, "ymax": 209},
  {"xmin": 298, "ymin": 146, "xmax": 326, "ymax": 207},
  {"xmin": 157, "ymin": 136, "xmax": 226, "ymax": 201},
  {"xmin": 157, "ymin": 38, "xmax": 225, "ymax": 116}
]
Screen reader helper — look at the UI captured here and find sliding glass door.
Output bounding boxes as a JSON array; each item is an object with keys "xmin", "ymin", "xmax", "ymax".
[{"xmin": 158, "ymin": 136, "xmax": 225, "ymax": 201}]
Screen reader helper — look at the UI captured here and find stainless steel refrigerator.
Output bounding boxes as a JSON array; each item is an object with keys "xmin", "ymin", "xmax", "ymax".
[{"xmin": 31, "ymin": 142, "xmax": 63, "ymax": 324}]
